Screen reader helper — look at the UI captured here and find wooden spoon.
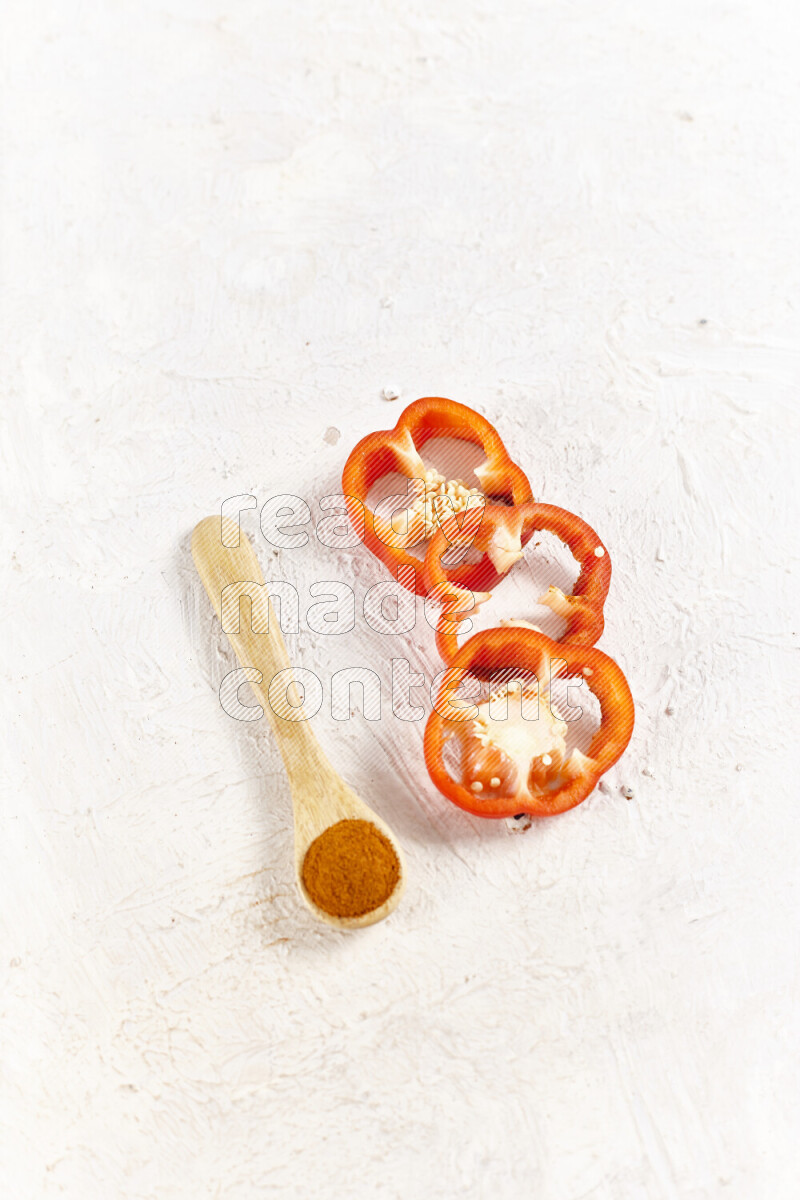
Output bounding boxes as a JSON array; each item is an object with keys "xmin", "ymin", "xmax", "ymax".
[{"xmin": 191, "ymin": 515, "xmax": 406, "ymax": 929}]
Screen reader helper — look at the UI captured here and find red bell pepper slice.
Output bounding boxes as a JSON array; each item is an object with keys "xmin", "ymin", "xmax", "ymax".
[
  {"xmin": 424, "ymin": 626, "xmax": 634, "ymax": 818},
  {"xmin": 424, "ymin": 502, "xmax": 612, "ymax": 663},
  {"xmin": 342, "ymin": 396, "xmax": 533, "ymax": 596}
]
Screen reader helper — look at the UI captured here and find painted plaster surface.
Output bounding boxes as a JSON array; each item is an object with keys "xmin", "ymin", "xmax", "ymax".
[{"xmin": 2, "ymin": 1, "xmax": 799, "ymax": 1196}]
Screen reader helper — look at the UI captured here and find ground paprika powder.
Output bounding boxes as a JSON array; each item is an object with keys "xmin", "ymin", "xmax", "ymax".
[{"xmin": 301, "ymin": 819, "xmax": 401, "ymax": 919}]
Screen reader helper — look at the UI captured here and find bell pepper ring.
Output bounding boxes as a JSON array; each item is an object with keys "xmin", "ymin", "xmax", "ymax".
[
  {"xmin": 424, "ymin": 626, "xmax": 634, "ymax": 818},
  {"xmin": 342, "ymin": 396, "xmax": 534, "ymax": 597},
  {"xmin": 424, "ymin": 502, "xmax": 612, "ymax": 664}
]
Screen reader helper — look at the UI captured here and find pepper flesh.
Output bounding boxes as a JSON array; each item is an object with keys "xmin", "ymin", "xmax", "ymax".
[
  {"xmin": 342, "ymin": 396, "xmax": 533, "ymax": 596},
  {"xmin": 424, "ymin": 626, "xmax": 634, "ymax": 818},
  {"xmin": 424, "ymin": 502, "xmax": 612, "ymax": 663}
]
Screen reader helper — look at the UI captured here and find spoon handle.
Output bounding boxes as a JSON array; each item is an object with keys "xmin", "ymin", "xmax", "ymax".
[{"xmin": 191, "ymin": 515, "xmax": 329, "ymax": 788}]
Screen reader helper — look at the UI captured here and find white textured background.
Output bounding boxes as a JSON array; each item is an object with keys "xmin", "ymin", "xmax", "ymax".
[{"xmin": 2, "ymin": 1, "xmax": 799, "ymax": 1197}]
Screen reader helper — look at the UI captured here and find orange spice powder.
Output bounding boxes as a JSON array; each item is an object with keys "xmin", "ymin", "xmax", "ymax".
[{"xmin": 302, "ymin": 819, "xmax": 400, "ymax": 919}]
